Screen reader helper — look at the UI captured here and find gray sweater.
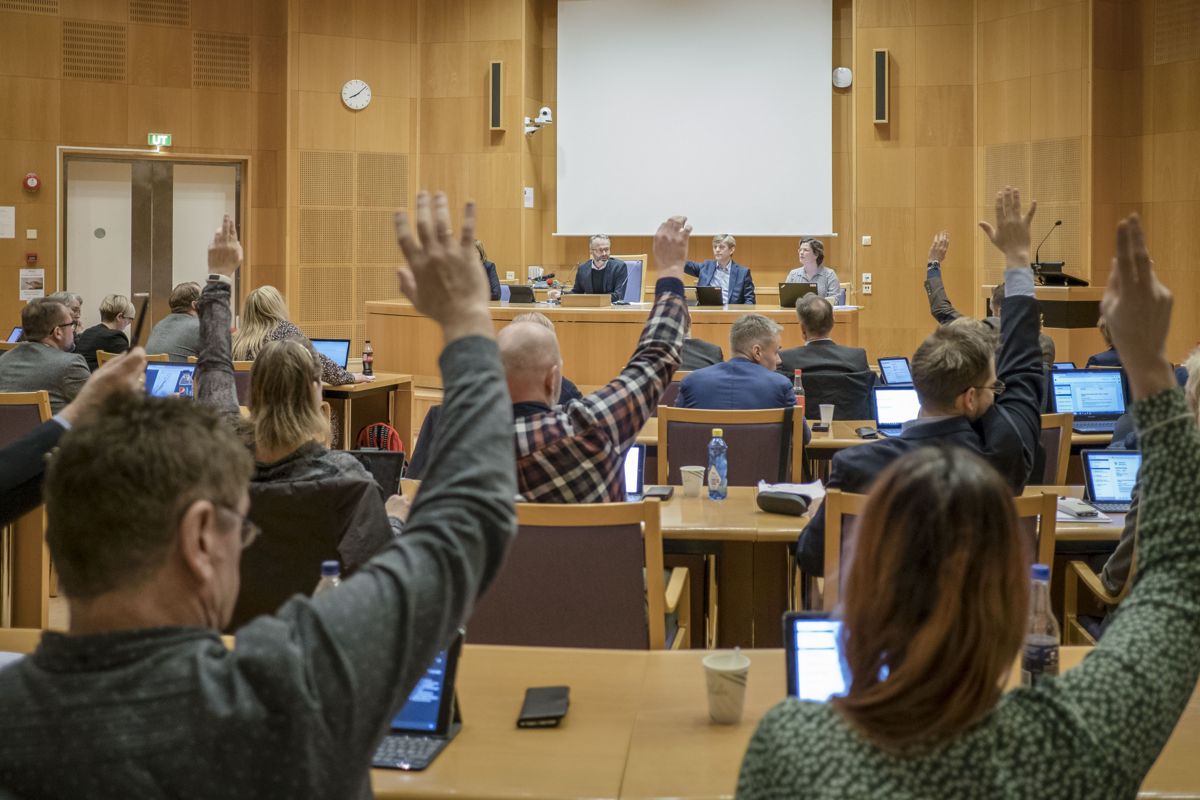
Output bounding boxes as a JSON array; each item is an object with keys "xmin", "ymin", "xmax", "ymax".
[
  {"xmin": 0, "ymin": 334, "xmax": 517, "ymax": 798},
  {"xmin": 145, "ymin": 311, "xmax": 201, "ymax": 361}
]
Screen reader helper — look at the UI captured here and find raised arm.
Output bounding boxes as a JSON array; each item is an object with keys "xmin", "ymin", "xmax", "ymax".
[
  {"xmin": 193, "ymin": 216, "xmax": 241, "ymax": 415},
  {"xmin": 923, "ymin": 231, "xmax": 963, "ymax": 325}
]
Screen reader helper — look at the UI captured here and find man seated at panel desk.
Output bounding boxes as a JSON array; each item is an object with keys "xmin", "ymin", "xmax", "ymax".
[
  {"xmin": 571, "ymin": 233, "xmax": 628, "ymax": 303},
  {"xmin": 685, "ymin": 234, "xmax": 756, "ymax": 304}
]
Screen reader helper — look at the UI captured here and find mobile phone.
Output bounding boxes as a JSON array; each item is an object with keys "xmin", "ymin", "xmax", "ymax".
[
  {"xmin": 644, "ymin": 485, "xmax": 674, "ymax": 500},
  {"xmin": 812, "ymin": 422, "xmax": 830, "ymax": 432},
  {"xmin": 129, "ymin": 293, "xmax": 151, "ymax": 349},
  {"xmin": 855, "ymin": 426, "xmax": 878, "ymax": 439},
  {"xmin": 517, "ymin": 685, "xmax": 569, "ymax": 728}
]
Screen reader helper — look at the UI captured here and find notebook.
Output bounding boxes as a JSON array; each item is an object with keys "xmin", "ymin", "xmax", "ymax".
[
  {"xmin": 695, "ymin": 286, "xmax": 724, "ymax": 307},
  {"xmin": 624, "ymin": 443, "xmax": 646, "ymax": 501},
  {"xmin": 1082, "ymin": 449, "xmax": 1142, "ymax": 513},
  {"xmin": 1050, "ymin": 369, "xmax": 1127, "ymax": 433},
  {"xmin": 372, "ymin": 634, "xmax": 464, "ymax": 771},
  {"xmin": 872, "ymin": 386, "xmax": 920, "ymax": 436},
  {"xmin": 877, "ymin": 356, "xmax": 913, "ymax": 385},
  {"xmin": 778, "ymin": 282, "xmax": 818, "ymax": 309},
  {"xmin": 310, "ymin": 338, "xmax": 351, "ymax": 369},
  {"xmin": 144, "ymin": 363, "xmax": 196, "ymax": 398},
  {"xmin": 783, "ymin": 612, "xmax": 848, "ymax": 702},
  {"xmin": 5, "ymin": 326, "xmax": 21, "ymax": 343}
]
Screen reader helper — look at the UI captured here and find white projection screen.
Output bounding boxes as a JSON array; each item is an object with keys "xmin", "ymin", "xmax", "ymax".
[{"xmin": 556, "ymin": 0, "xmax": 832, "ymax": 237}]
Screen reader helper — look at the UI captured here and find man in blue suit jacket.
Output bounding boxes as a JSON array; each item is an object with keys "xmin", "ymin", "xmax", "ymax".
[
  {"xmin": 685, "ymin": 234, "xmax": 756, "ymax": 304},
  {"xmin": 796, "ymin": 188, "xmax": 1045, "ymax": 576}
]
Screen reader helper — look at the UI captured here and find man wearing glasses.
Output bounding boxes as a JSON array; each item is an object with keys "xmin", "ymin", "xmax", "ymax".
[
  {"xmin": 0, "ymin": 297, "xmax": 90, "ymax": 413},
  {"xmin": 796, "ymin": 188, "xmax": 1045, "ymax": 578}
]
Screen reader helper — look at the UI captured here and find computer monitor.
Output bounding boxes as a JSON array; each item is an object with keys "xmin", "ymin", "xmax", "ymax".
[
  {"xmin": 1082, "ymin": 449, "xmax": 1142, "ymax": 512},
  {"xmin": 784, "ymin": 612, "xmax": 848, "ymax": 702},
  {"xmin": 873, "ymin": 386, "xmax": 920, "ymax": 434},
  {"xmin": 6, "ymin": 326, "xmax": 21, "ymax": 343},
  {"xmin": 310, "ymin": 338, "xmax": 350, "ymax": 369},
  {"xmin": 624, "ymin": 443, "xmax": 646, "ymax": 500},
  {"xmin": 144, "ymin": 363, "xmax": 196, "ymax": 398},
  {"xmin": 1049, "ymin": 369, "xmax": 1126, "ymax": 420},
  {"xmin": 877, "ymin": 357, "xmax": 912, "ymax": 385}
]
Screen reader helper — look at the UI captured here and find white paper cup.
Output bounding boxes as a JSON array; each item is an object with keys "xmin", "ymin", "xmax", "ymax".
[
  {"xmin": 702, "ymin": 651, "xmax": 751, "ymax": 724},
  {"xmin": 819, "ymin": 404, "xmax": 835, "ymax": 425},
  {"xmin": 681, "ymin": 466, "xmax": 706, "ymax": 497}
]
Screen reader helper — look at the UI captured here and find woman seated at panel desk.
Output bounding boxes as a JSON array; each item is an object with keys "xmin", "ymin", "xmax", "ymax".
[{"xmin": 785, "ymin": 238, "xmax": 841, "ymax": 301}]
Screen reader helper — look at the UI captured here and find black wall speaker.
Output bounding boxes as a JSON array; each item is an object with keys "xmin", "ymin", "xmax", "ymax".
[
  {"xmin": 873, "ymin": 49, "xmax": 889, "ymax": 124},
  {"xmin": 490, "ymin": 61, "xmax": 504, "ymax": 130}
]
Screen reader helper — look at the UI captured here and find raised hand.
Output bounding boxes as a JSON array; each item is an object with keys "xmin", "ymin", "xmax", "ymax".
[
  {"xmin": 394, "ymin": 192, "xmax": 493, "ymax": 343},
  {"xmin": 58, "ymin": 347, "xmax": 148, "ymax": 427},
  {"xmin": 1100, "ymin": 213, "xmax": 1175, "ymax": 400},
  {"xmin": 207, "ymin": 215, "xmax": 242, "ymax": 276},
  {"xmin": 979, "ymin": 187, "xmax": 1035, "ymax": 267},
  {"xmin": 928, "ymin": 231, "xmax": 949, "ymax": 264},
  {"xmin": 653, "ymin": 215, "xmax": 692, "ymax": 281}
]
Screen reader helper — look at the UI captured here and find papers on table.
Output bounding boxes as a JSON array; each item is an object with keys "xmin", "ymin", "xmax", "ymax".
[{"xmin": 757, "ymin": 480, "xmax": 825, "ymax": 500}]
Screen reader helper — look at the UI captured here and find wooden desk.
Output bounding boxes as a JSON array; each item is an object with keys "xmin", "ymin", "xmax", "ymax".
[
  {"xmin": 1026, "ymin": 484, "xmax": 1125, "ymax": 542},
  {"xmin": 322, "ymin": 372, "xmax": 413, "ymax": 452}
]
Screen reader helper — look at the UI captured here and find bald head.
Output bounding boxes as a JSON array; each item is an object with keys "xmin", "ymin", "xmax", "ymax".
[{"xmin": 498, "ymin": 321, "xmax": 563, "ymax": 406}]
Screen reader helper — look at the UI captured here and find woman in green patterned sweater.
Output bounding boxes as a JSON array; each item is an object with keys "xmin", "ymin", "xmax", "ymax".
[{"xmin": 738, "ymin": 211, "xmax": 1200, "ymax": 798}]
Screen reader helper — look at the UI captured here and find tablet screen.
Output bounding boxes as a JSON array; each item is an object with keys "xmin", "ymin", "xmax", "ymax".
[{"xmin": 786, "ymin": 616, "xmax": 849, "ymax": 702}]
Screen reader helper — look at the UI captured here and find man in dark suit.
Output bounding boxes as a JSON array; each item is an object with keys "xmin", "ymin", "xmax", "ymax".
[
  {"xmin": 1086, "ymin": 319, "xmax": 1122, "ymax": 367},
  {"xmin": 680, "ymin": 338, "xmax": 724, "ymax": 371},
  {"xmin": 571, "ymin": 234, "xmax": 628, "ymax": 303},
  {"xmin": 777, "ymin": 294, "xmax": 869, "ymax": 375},
  {"xmin": 685, "ymin": 234, "xmax": 756, "ymax": 304},
  {"xmin": 0, "ymin": 298, "xmax": 91, "ymax": 414},
  {"xmin": 679, "ymin": 315, "xmax": 793, "ymax": 410},
  {"xmin": 797, "ymin": 189, "xmax": 1045, "ymax": 576}
]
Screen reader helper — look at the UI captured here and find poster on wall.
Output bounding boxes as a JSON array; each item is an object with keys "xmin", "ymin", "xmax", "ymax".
[
  {"xmin": 19, "ymin": 268, "xmax": 44, "ymax": 300},
  {"xmin": 0, "ymin": 206, "xmax": 14, "ymax": 239}
]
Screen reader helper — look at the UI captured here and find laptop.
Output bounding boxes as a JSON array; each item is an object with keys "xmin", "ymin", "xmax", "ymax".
[
  {"xmin": 372, "ymin": 634, "xmax": 464, "ymax": 771},
  {"xmin": 6, "ymin": 326, "xmax": 21, "ymax": 343},
  {"xmin": 695, "ymin": 286, "xmax": 724, "ymax": 307},
  {"xmin": 778, "ymin": 282, "xmax": 818, "ymax": 309},
  {"xmin": 783, "ymin": 612, "xmax": 849, "ymax": 702},
  {"xmin": 145, "ymin": 363, "xmax": 196, "ymax": 398},
  {"xmin": 1082, "ymin": 449, "xmax": 1142, "ymax": 513},
  {"xmin": 1053, "ymin": 361, "xmax": 1076, "ymax": 370},
  {"xmin": 624, "ymin": 443, "xmax": 646, "ymax": 501},
  {"xmin": 1050, "ymin": 369, "xmax": 1127, "ymax": 433},
  {"xmin": 310, "ymin": 338, "xmax": 350, "ymax": 369},
  {"xmin": 872, "ymin": 386, "xmax": 920, "ymax": 437},
  {"xmin": 877, "ymin": 356, "xmax": 913, "ymax": 385},
  {"xmin": 507, "ymin": 285, "xmax": 536, "ymax": 304}
]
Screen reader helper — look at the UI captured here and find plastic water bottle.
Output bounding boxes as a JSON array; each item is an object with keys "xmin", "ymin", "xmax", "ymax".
[
  {"xmin": 314, "ymin": 560, "xmax": 341, "ymax": 596},
  {"xmin": 707, "ymin": 428, "xmax": 728, "ymax": 501},
  {"xmin": 1020, "ymin": 563, "xmax": 1060, "ymax": 687},
  {"xmin": 362, "ymin": 340, "xmax": 374, "ymax": 377},
  {"xmin": 793, "ymin": 369, "xmax": 804, "ymax": 401}
]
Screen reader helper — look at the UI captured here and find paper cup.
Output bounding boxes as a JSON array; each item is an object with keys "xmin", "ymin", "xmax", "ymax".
[
  {"xmin": 819, "ymin": 404, "xmax": 835, "ymax": 425},
  {"xmin": 702, "ymin": 651, "xmax": 751, "ymax": 724},
  {"xmin": 681, "ymin": 466, "xmax": 706, "ymax": 498}
]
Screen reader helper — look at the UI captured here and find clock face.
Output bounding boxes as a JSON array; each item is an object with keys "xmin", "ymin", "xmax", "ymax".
[{"xmin": 341, "ymin": 79, "xmax": 371, "ymax": 110}]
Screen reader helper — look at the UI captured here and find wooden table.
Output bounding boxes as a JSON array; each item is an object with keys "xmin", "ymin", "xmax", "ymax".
[
  {"xmin": 1026, "ymin": 484, "xmax": 1125, "ymax": 542},
  {"xmin": 322, "ymin": 372, "xmax": 413, "ymax": 452}
]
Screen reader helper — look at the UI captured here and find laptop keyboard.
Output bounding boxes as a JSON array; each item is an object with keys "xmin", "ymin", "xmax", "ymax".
[
  {"xmin": 372, "ymin": 734, "xmax": 444, "ymax": 770},
  {"xmin": 1090, "ymin": 501, "xmax": 1129, "ymax": 513},
  {"xmin": 1073, "ymin": 421, "xmax": 1117, "ymax": 433}
]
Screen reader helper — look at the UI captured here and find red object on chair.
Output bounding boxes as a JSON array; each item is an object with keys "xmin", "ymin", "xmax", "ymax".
[{"xmin": 356, "ymin": 422, "xmax": 404, "ymax": 453}]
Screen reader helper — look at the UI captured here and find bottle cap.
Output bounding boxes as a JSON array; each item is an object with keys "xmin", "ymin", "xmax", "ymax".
[
  {"xmin": 712, "ymin": 428, "xmax": 723, "ymax": 437},
  {"xmin": 794, "ymin": 369, "xmax": 802, "ymax": 375},
  {"xmin": 1031, "ymin": 563, "xmax": 1050, "ymax": 581},
  {"xmin": 320, "ymin": 560, "xmax": 340, "ymax": 577}
]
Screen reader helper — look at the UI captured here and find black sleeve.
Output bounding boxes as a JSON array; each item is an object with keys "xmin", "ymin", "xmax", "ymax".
[
  {"xmin": 988, "ymin": 282, "xmax": 1045, "ymax": 489},
  {"xmin": 485, "ymin": 261, "xmax": 501, "ymax": 302},
  {"xmin": 923, "ymin": 266, "xmax": 962, "ymax": 326},
  {"xmin": 0, "ymin": 421, "xmax": 65, "ymax": 526},
  {"xmin": 570, "ymin": 264, "xmax": 585, "ymax": 295}
]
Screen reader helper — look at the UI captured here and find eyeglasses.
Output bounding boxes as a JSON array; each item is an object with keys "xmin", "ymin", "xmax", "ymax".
[
  {"xmin": 962, "ymin": 380, "xmax": 1006, "ymax": 396},
  {"xmin": 217, "ymin": 505, "xmax": 261, "ymax": 549}
]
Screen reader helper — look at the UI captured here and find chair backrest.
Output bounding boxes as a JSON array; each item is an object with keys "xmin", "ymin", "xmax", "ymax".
[
  {"xmin": 1014, "ymin": 492, "xmax": 1058, "ymax": 575},
  {"xmin": 656, "ymin": 406, "xmax": 804, "ymax": 486},
  {"xmin": 500, "ymin": 284, "xmax": 511, "ymax": 302},
  {"xmin": 655, "ymin": 370, "xmax": 691, "ymax": 414},
  {"xmin": 97, "ymin": 350, "xmax": 168, "ymax": 366},
  {"xmin": 799, "ymin": 370, "xmax": 876, "ymax": 420},
  {"xmin": 1038, "ymin": 413, "xmax": 1073, "ymax": 485},
  {"xmin": 468, "ymin": 500, "xmax": 668, "ymax": 649},
  {"xmin": 0, "ymin": 391, "xmax": 52, "ymax": 449},
  {"xmin": 613, "ymin": 253, "xmax": 647, "ymax": 303}
]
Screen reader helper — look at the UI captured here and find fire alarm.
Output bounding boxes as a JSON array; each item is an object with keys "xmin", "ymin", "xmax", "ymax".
[
  {"xmin": 23, "ymin": 173, "xmax": 40, "ymax": 192},
  {"xmin": 25, "ymin": 252, "xmax": 38, "ymax": 264}
]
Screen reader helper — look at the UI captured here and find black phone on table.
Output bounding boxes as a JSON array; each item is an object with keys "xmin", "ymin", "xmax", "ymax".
[{"xmin": 517, "ymin": 685, "xmax": 570, "ymax": 728}]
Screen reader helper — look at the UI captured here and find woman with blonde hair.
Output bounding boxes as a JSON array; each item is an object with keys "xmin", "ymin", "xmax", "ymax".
[{"xmin": 75, "ymin": 294, "xmax": 135, "ymax": 371}]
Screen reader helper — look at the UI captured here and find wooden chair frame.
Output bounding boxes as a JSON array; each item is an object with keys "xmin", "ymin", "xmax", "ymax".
[
  {"xmin": 0, "ymin": 390, "xmax": 52, "ymax": 432},
  {"xmin": 655, "ymin": 406, "xmax": 805, "ymax": 486},
  {"xmin": 515, "ymin": 499, "xmax": 690, "ymax": 650},
  {"xmin": 1064, "ymin": 506, "xmax": 1136, "ymax": 645},
  {"xmin": 98, "ymin": 350, "xmax": 169, "ymax": 366},
  {"xmin": 0, "ymin": 391, "xmax": 52, "ymax": 628},
  {"xmin": 185, "ymin": 356, "xmax": 253, "ymax": 371},
  {"xmin": 1040, "ymin": 412, "xmax": 1074, "ymax": 485},
  {"xmin": 612, "ymin": 252, "xmax": 648, "ymax": 302},
  {"xmin": 1014, "ymin": 491, "xmax": 1058, "ymax": 574}
]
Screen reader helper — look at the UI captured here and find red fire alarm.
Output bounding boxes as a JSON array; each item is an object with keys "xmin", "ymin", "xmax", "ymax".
[
  {"xmin": 23, "ymin": 173, "xmax": 40, "ymax": 192},
  {"xmin": 25, "ymin": 253, "xmax": 38, "ymax": 264}
]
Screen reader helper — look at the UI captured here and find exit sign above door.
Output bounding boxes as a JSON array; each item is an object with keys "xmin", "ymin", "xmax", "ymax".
[{"xmin": 148, "ymin": 133, "xmax": 172, "ymax": 146}]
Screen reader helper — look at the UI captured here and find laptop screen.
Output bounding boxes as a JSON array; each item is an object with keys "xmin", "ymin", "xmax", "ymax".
[
  {"xmin": 874, "ymin": 387, "xmax": 920, "ymax": 428},
  {"xmin": 624, "ymin": 443, "xmax": 645, "ymax": 498},
  {"xmin": 1050, "ymin": 369, "xmax": 1126, "ymax": 418},
  {"xmin": 310, "ymin": 338, "xmax": 351, "ymax": 369},
  {"xmin": 1083, "ymin": 450, "xmax": 1142, "ymax": 503},
  {"xmin": 6, "ymin": 326, "xmax": 21, "ymax": 343},
  {"xmin": 878, "ymin": 357, "xmax": 912, "ymax": 385},
  {"xmin": 145, "ymin": 364, "xmax": 196, "ymax": 397},
  {"xmin": 785, "ymin": 614, "xmax": 848, "ymax": 702},
  {"xmin": 1053, "ymin": 362, "xmax": 1076, "ymax": 370}
]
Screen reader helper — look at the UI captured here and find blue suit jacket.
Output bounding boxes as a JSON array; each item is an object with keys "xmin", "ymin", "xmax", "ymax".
[
  {"xmin": 685, "ymin": 260, "xmax": 756, "ymax": 304},
  {"xmin": 483, "ymin": 260, "xmax": 501, "ymax": 301},
  {"xmin": 679, "ymin": 358, "xmax": 794, "ymax": 410}
]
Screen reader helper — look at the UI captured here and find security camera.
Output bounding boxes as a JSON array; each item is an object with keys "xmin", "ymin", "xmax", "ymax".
[
  {"xmin": 537, "ymin": 106, "xmax": 553, "ymax": 124},
  {"xmin": 524, "ymin": 106, "xmax": 555, "ymax": 136}
]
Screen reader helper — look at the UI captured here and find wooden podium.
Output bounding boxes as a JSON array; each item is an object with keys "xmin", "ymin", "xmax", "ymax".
[{"xmin": 983, "ymin": 284, "xmax": 1105, "ymax": 364}]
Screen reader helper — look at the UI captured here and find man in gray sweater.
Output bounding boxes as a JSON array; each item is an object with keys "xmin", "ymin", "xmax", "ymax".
[
  {"xmin": 145, "ymin": 280, "xmax": 202, "ymax": 361},
  {"xmin": 0, "ymin": 193, "xmax": 517, "ymax": 799}
]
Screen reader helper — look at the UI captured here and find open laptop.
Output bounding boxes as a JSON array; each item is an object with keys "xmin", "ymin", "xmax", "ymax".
[
  {"xmin": 507, "ymin": 285, "xmax": 535, "ymax": 304},
  {"xmin": 372, "ymin": 634, "xmax": 464, "ymax": 771},
  {"xmin": 872, "ymin": 386, "xmax": 920, "ymax": 437},
  {"xmin": 1082, "ymin": 449, "xmax": 1142, "ymax": 513},
  {"xmin": 877, "ymin": 356, "xmax": 913, "ymax": 385},
  {"xmin": 145, "ymin": 363, "xmax": 196, "ymax": 398},
  {"xmin": 624, "ymin": 443, "xmax": 646, "ymax": 501},
  {"xmin": 1053, "ymin": 361, "xmax": 1076, "ymax": 370},
  {"xmin": 6, "ymin": 326, "xmax": 21, "ymax": 343},
  {"xmin": 695, "ymin": 286, "xmax": 724, "ymax": 307},
  {"xmin": 783, "ymin": 612, "xmax": 848, "ymax": 702},
  {"xmin": 778, "ymin": 282, "xmax": 818, "ymax": 309},
  {"xmin": 310, "ymin": 338, "xmax": 350, "ymax": 369},
  {"xmin": 1050, "ymin": 369, "xmax": 1127, "ymax": 433}
]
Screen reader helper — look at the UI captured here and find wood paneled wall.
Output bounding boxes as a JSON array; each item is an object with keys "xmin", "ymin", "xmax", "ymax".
[{"xmin": 0, "ymin": 0, "xmax": 286, "ymax": 330}]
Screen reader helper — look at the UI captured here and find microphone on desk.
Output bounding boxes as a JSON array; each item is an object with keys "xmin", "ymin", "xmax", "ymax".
[{"xmin": 1034, "ymin": 220, "xmax": 1063, "ymax": 266}]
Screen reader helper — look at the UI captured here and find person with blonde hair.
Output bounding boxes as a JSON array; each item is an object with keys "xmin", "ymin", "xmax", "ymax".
[
  {"xmin": 75, "ymin": 293, "xmax": 135, "ymax": 371},
  {"xmin": 685, "ymin": 233, "xmax": 756, "ymax": 304},
  {"xmin": 232, "ymin": 285, "xmax": 371, "ymax": 386}
]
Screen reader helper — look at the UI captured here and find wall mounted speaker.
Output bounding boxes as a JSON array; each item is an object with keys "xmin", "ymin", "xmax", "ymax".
[
  {"xmin": 489, "ymin": 61, "xmax": 504, "ymax": 131},
  {"xmin": 873, "ymin": 49, "xmax": 888, "ymax": 124}
]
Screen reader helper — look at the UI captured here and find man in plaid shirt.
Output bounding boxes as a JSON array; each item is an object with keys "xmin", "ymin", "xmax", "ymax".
[{"xmin": 499, "ymin": 216, "xmax": 693, "ymax": 503}]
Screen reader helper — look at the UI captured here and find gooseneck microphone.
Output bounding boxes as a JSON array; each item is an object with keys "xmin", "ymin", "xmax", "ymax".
[{"xmin": 1035, "ymin": 219, "xmax": 1063, "ymax": 265}]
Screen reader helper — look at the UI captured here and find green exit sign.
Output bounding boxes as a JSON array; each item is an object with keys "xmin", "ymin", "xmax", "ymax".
[{"xmin": 148, "ymin": 132, "xmax": 172, "ymax": 146}]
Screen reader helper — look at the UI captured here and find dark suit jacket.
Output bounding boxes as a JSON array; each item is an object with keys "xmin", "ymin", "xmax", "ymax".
[
  {"xmin": 797, "ymin": 280, "xmax": 1045, "ymax": 574},
  {"xmin": 679, "ymin": 358, "xmax": 794, "ymax": 411},
  {"xmin": 685, "ymin": 260, "xmax": 756, "ymax": 304},
  {"xmin": 0, "ymin": 420, "xmax": 64, "ymax": 526},
  {"xmin": 572, "ymin": 258, "xmax": 628, "ymax": 303},
  {"xmin": 1086, "ymin": 348, "xmax": 1121, "ymax": 368},
  {"xmin": 777, "ymin": 340, "xmax": 869, "ymax": 376},
  {"xmin": 483, "ymin": 260, "xmax": 502, "ymax": 301},
  {"xmin": 681, "ymin": 338, "xmax": 724, "ymax": 371}
]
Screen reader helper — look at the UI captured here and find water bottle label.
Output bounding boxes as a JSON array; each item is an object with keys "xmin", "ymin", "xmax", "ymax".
[
  {"xmin": 1021, "ymin": 641, "xmax": 1059, "ymax": 686},
  {"xmin": 707, "ymin": 466, "xmax": 721, "ymax": 490}
]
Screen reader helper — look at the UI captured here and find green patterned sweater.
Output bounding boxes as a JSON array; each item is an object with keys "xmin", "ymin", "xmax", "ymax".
[{"xmin": 737, "ymin": 388, "xmax": 1200, "ymax": 799}]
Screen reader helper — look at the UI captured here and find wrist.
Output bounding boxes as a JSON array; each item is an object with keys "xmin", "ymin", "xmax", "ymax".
[{"xmin": 1004, "ymin": 249, "xmax": 1031, "ymax": 268}]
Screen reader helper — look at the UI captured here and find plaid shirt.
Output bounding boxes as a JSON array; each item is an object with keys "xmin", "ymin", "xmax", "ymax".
[{"xmin": 514, "ymin": 278, "xmax": 689, "ymax": 503}]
